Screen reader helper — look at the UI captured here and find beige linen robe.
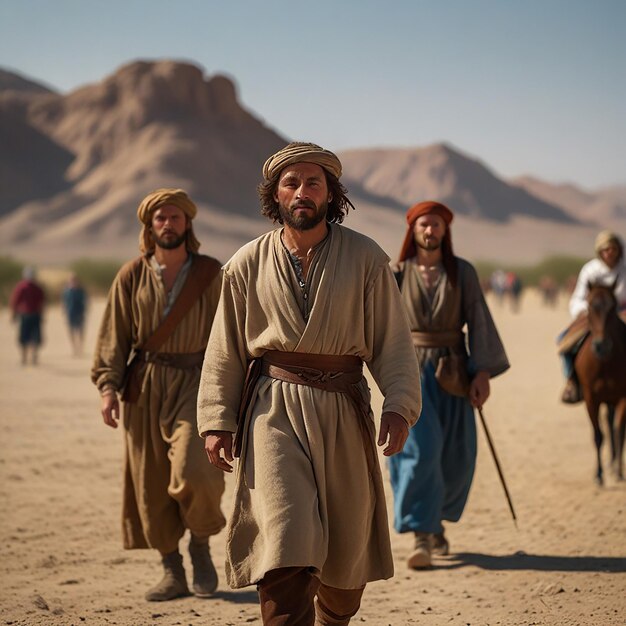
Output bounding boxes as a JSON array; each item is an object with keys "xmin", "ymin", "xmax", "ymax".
[
  {"xmin": 197, "ymin": 224, "xmax": 422, "ymax": 589},
  {"xmin": 92, "ymin": 254, "xmax": 226, "ymax": 553}
]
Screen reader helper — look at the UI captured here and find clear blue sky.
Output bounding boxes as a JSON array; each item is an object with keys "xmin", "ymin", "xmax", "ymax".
[{"xmin": 1, "ymin": 0, "xmax": 624, "ymax": 188}]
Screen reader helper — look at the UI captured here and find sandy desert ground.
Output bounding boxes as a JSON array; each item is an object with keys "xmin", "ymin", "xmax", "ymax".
[{"xmin": 1, "ymin": 289, "xmax": 625, "ymax": 626}]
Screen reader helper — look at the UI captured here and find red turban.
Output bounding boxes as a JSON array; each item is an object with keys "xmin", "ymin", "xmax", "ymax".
[{"xmin": 398, "ymin": 201, "xmax": 455, "ymax": 262}]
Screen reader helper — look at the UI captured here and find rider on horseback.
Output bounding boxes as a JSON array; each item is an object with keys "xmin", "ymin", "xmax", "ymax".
[{"xmin": 559, "ymin": 230, "xmax": 626, "ymax": 403}]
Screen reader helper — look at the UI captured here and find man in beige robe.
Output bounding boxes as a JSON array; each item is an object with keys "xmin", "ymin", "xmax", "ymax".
[
  {"xmin": 91, "ymin": 189, "xmax": 226, "ymax": 601},
  {"xmin": 197, "ymin": 142, "xmax": 422, "ymax": 625}
]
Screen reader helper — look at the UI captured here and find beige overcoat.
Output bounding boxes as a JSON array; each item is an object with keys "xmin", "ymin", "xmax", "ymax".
[
  {"xmin": 197, "ymin": 224, "xmax": 421, "ymax": 589},
  {"xmin": 92, "ymin": 254, "xmax": 226, "ymax": 553}
]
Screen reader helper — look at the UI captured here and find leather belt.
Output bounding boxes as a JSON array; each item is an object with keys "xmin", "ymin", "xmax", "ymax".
[
  {"xmin": 139, "ymin": 350, "xmax": 205, "ymax": 369},
  {"xmin": 411, "ymin": 330, "xmax": 464, "ymax": 349},
  {"xmin": 260, "ymin": 350, "xmax": 363, "ymax": 391}
]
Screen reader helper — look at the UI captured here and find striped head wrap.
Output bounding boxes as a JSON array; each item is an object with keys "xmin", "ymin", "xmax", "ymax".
[
  {"xmin": 262, "ymin": 142, "xmax": 342, "ymax": 180},
  {"xmin": 136, "ymin": 188, "xmax": 200, "ymax": 254}
]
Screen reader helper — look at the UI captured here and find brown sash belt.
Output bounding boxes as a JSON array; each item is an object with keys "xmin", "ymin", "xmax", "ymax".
[
  {"xmin": 411, "ymin": 330, "xmax": 464, "ymax": 349},
  {"xmin": 261, "ymin": 351, "xmax": 363, "ymax": 390},
  {"xmin": 139, "ymin": 350, "xmax": 205, "ymax": 369},
  {"xmin": 234, "ymin": 351, "xmax": 375, "ymax": 469}
]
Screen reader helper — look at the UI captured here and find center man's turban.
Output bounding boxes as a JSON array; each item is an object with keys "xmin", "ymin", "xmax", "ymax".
[{"xmin": 262, "ymin": 142, "xmax": 343, "ymax": 180}]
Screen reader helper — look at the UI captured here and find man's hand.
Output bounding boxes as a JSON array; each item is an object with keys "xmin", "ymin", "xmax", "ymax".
[
  {"xmin": 469, "ymin": 371, "xmax": 490, "ymax": 409},
  {"xmin": 204, "ymin": 431, "xmax": 234, "ymax": 473},
  {"xmin": 101, "ymin": 390, "xmax": 120, "ymax": 428},
  {"xmin": 377, "ymin": 411, "xmax": 409, "ymax": 457}
]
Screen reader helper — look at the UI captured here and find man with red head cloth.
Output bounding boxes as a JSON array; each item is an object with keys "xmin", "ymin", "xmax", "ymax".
[
  {"xmin": 197, "ymin": 142, "xmax": 421, "ymax": 625},
  {"xmin": 388, "ymin": 201, "xmax": 509, "ymax": 569},
  {"xmin": 91, "ymin": 189, "xmax": 226, "ymax": 601}
]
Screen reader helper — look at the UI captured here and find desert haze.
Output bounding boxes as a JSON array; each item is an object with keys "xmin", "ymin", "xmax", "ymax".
[{"xmin": 1, "ymin": 61, "xmax": 624, "ymax": 265}]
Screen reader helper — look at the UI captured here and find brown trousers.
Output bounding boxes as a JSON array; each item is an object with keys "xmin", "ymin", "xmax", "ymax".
[{"xmin": 258, "ymin": 567, "xmax": 365, "ymax": 626}]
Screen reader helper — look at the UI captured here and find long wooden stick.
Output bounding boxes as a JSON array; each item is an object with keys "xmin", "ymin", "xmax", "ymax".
[{"xmin": 478, "ymin": 407, "xmax": 518, "ymax": 527}]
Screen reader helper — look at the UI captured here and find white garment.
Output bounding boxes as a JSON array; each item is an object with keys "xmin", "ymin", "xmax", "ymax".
[{"xmin": 569, "ymin": 258, "xmax": 626, "ymax": 318}]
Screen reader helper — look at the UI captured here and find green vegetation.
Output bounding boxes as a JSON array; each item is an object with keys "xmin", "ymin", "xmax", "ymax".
[
  {"xmin": 0, "ymin": 257, "xmax": 121, "ymax": 306},
  {"xmin": 0, "ymin": 256, "xmax": 24, "ymax": 306},
  {"xmin": 69, "ymin": 259, "xmax": 122, "ymax": 295},
  {"xmin": 1, "ymin": 254, "xmax": 587, "ymax": 307},
  {"xmin": 474, "ymin": 255, "xmax": 587, "ymax": 288}
]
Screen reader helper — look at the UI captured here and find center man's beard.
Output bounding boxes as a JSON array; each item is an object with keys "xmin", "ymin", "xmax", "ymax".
[
  {"xmin": 154, "ymin": 231, "xmax": 187, "ymax": 250},
  {"xmin": 279, "ymin": 199, "xmax": 328, "ymax": 231}
]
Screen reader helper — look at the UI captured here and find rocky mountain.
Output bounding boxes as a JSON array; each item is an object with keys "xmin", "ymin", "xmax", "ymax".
[
  {"xmin": 0, "ymin": 69, "xmax": 56, "ymax": 95},
  {"xmin": 338, "ymin": 144, "xmax": 579, "ymax": 224},
  {"xmin": 1, "ymin": 60, "xmax": 620, "ymax": 265},
  {"xmin": 512, "ymin": 175, "xmax": 626, "ymax": 226},
  {"xmin": 0, "ymin": 94, "xmax": 74, "ymax": 215},
  {"xmin": 0, "ymin": 70, "xmax": 70, "ymax": 215},
  {"xmin": 0, "ymin": 60, "xmax": 288, "ymax": 262}
]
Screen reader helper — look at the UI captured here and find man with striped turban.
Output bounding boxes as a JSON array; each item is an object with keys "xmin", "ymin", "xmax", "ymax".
[
  {"xmin": 389, "ymin": 201, "xmax": 509, "ymax": 569},
  {"xmin": 197, "ymin": 142, "xmax": 422, "ymax": 625},
  {"xmin": 91, "ymin": 189, "xmax": 226, "ymax": 601}
]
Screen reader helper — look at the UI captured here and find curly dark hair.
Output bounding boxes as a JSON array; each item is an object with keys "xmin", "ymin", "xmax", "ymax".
[{"xmin": 258, "ymin": 169, "xmax": 355, "ymax": 224}]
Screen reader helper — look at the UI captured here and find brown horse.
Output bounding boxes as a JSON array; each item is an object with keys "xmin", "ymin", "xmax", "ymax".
[{"xmin": 574, "ymin": 280, "xmax": 626, "ymax": 485}]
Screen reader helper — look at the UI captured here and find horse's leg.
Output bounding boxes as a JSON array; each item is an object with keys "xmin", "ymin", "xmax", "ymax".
[
  {"xmin": 614, "ymin": 400, "xmax": 626, "ymax": 481},
  {"xmin": 606, "ymin": 404, "xmax": 617, "ymax": 471},
  {"xmin": 585, "ymin": 399, "xmax": 604, "ymax": 485}
]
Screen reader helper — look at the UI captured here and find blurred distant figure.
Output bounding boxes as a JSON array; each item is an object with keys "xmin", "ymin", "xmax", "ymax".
[
  {"xmin": 506, "ymin": 271, "xmax": 523, "ymax": 312},
  {"xmin": 563, "ymin": 274, "xmax": 578, "ymax": 295},
  {"xmin": 558, "ymin": 230, "xmax": 626, "ymax": 403},
  {"xmin": 62, "ymin": 273, "xmax": 88, "ymax": 356},
  {"xmin": 490, "ymin": 269, "xmax": 507, "ymax": 304},
  {"xmin": 9, "ymin": 266, "xmax": 46, "ymax": 365},
  {"xmin": 538, "ymin": 275, "xmax": 559, "ymax": 307}
]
